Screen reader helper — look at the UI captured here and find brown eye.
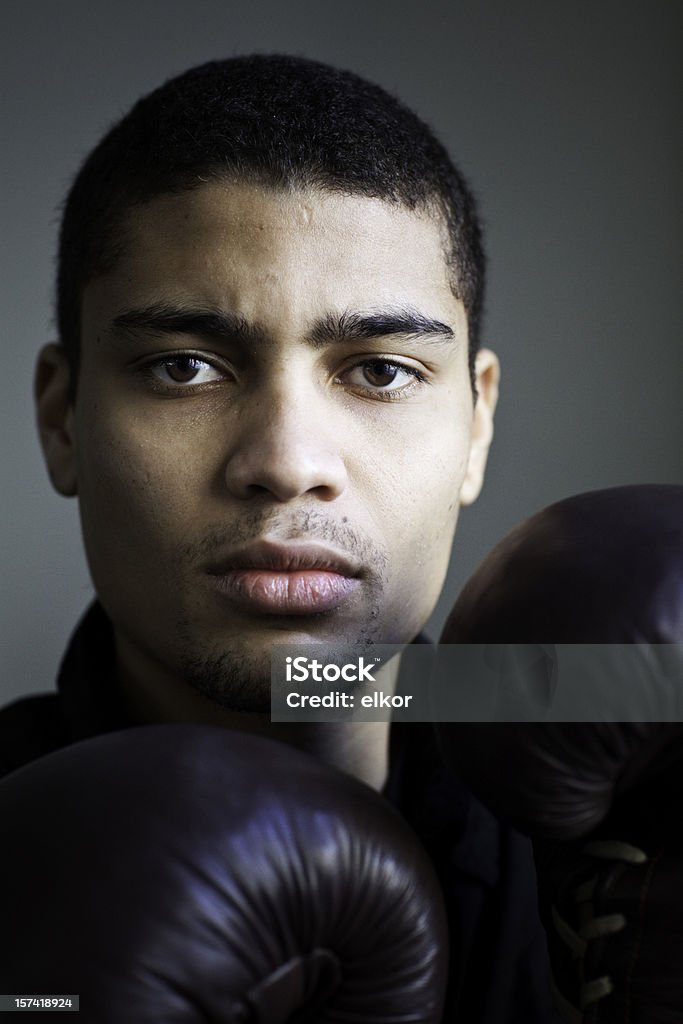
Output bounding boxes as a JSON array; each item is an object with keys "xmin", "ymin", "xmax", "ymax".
[
  {"xmin": 362, "ymin": 361, "xmax": 400, "ymax": 387},
  {"xmin": 339, "ymin": 358, "xmax": 423, "ymax": 397},
  {"xmin": 146, "ymin": 354, "xmax": 226, "ymax": 388},
  {"xmin": 164, "ymin": 356, "xmax": 203, "ymax": 383}
]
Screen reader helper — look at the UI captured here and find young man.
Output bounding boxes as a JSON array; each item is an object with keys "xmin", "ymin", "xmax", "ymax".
[{"xmin": 0, "ymin": 55, "xmax": 556, "ymax": 1020}]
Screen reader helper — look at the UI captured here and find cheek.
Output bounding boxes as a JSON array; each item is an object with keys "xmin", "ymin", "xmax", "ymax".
[
  {"xmin": 74, "ymin": 402, "xmax": 208, "ymax": 566},
  {"xmin": 355, "ymin": 407, "xmax": 471, "ymax": 589}
]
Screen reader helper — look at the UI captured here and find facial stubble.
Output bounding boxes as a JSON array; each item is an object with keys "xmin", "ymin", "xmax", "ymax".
[{"xmin": 174, "ymin": 510, "xmax": 390, "ymax": 713}]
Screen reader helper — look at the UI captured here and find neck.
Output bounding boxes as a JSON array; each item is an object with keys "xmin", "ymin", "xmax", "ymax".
[{"xmin": 115, "ymin": 644, "xmax": 400, "ymax": 792}]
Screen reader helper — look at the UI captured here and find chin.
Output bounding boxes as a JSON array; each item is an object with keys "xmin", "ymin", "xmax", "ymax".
[{"xmin": 179, "ymin": 643, "xmax": 273, "ymax": 714}]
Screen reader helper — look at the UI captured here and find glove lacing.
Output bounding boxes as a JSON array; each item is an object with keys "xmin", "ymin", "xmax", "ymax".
[{"xmin": 549, "ymin": 839, "xmax": 648, "ymax": 1023}]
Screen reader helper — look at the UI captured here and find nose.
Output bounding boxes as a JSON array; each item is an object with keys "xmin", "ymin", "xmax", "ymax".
[{"xmin": 223, "ymin": 387, "xmax": 348, "ymax": 503}]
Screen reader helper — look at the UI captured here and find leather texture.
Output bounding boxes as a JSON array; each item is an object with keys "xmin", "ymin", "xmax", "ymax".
[
  {"xmin": 0, "ymin": 724, "xmax": 447, "ymax": 1022},
  {"xmin": 437, "ymin": 484, "xmax": 683, "ymax": 1023}
]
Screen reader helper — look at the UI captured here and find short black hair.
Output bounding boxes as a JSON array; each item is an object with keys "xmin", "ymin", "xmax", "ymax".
[{"xmin": 57, "ymin": 54, "xmax": 485, "ymax": 390}]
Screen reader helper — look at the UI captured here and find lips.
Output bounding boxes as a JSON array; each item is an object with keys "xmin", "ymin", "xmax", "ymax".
[{"xmin": 206, "ymin": 541, "xmax": 363, "ymax": 615}]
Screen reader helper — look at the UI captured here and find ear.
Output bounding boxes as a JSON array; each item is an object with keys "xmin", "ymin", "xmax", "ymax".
[
  {"xmin": 459, "ymin": 348, "xmax": 500, "ymax": 507},
  {"xmin": 35, "ymin": 343, "xmax": 78, "ymax": 497}
]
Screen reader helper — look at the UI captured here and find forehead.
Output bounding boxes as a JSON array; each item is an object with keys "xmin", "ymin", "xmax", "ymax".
[{"xmin": 83, "ymin": 181, "xmax": 463, "ymax": 332}]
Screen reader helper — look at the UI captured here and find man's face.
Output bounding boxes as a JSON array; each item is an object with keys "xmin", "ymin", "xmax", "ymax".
[{"xmin": 39, "ymin": 182, "xmax": 497, "ymax": 711}]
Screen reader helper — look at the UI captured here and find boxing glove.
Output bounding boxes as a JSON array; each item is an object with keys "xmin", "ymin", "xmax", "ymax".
[
  {"xmin": 0, "ymin": 724, "xmax": 447, "ymax": 1023},
  {"xmin": 437, "ymin": 485, "xmax": 683, "ymax": 1023}
]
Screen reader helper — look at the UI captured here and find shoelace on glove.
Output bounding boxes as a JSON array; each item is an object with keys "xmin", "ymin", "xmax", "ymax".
[{"xmin": 549, "ymin": 839, "xmax": 649, "ymax": 1023}]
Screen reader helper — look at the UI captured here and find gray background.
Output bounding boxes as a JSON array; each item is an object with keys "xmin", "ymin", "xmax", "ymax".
[{"xmin": 2, "ymin": 0, "xmax": 681, "ymax": 705}]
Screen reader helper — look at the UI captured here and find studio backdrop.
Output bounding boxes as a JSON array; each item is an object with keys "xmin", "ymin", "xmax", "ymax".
[{"xmin": 1, "ymin": 0, "xmax": 681, "ymax": 704}]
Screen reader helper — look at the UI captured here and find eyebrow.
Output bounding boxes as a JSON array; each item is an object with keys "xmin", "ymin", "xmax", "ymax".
[
  {"xmin": 110, "ymin": 305, "xmax": 267, "ymax": 346},
  {"xmin": 109, "ymin": 303, "xmax": 455, "ymax": 348},
  {"xmin": 308, "ymin": 308, "xmax": 454, "ymax": 346}
]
